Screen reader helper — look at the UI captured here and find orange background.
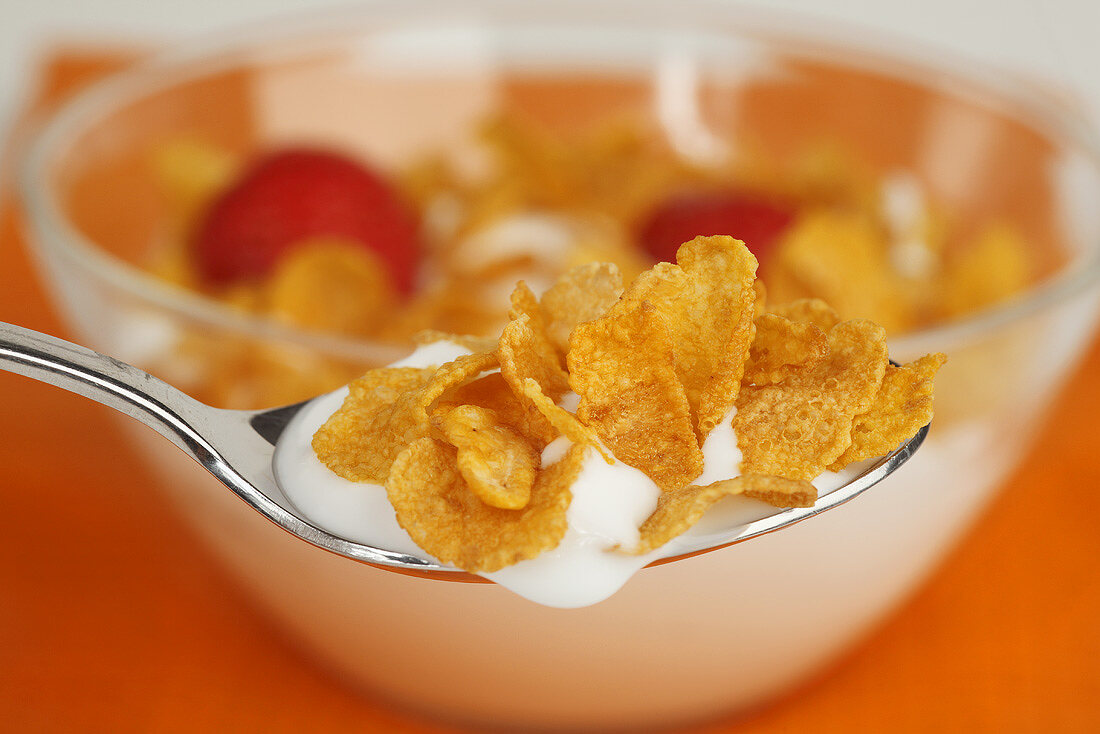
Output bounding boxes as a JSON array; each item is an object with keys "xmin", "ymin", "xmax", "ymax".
[{"xmin": 2, "ymin": 51, "xmax": 1099, "ymax": 733}]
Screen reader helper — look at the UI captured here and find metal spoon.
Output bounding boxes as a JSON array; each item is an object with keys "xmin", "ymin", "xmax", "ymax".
[{"xmin": 0, "ymin": 320, "xmax": 928, "ymax": 580}]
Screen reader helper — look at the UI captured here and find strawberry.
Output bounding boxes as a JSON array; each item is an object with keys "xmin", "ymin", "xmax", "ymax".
[
  {"xmin": 637, "ymin": 190, "xmax": 795, "ymax": 267},
  {"xmin": 192, "ymin": 148, "xmax": 420, "ymax": 294}
]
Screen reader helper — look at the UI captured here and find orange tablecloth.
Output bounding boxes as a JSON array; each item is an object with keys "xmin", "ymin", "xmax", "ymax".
[{"xmin": 2, "ymin": 50, "xmax": 1099, "ymax": 733}]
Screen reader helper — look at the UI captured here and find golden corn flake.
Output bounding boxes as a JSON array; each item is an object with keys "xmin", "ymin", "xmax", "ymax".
[
  {"xmin": 768, "ymin": 210, "xmax": 910, "ymax": 333},
  {"xmin": 420, "ymin": 350, "xmax": 500, "ymax": 401},
  {"xmin": 181, "ymin": 338, "xmax": 364, "ymax": 410},
  {"xmin": 498, "ymin": 312, "xmax": 571, "ymax": 446},
  {"xmin": 413, "ymin": 329, "xmax": 499, "ymax": 353},
  {"xmin": 568, "ymin": 299, "xmax": 703, "ymax": 491},
  {"xmin": 539, "ymin": 262, "xmax": 624, "ymax": 354},
  {"xmin": 938, "ymin": 223, "xmax": 1030, "ymax": 320},
  {"xmin": 508, "ymin": 282, "xmax": 562, "ymax": 366},
  {"xmin": 830, "ymin": 352, "xmax": 946, "ymax": 469},
  {"xmin": 432, "ymin": 372, "xmax": 534, "ymax": 441},
  {"xmin": 560, "ymin": 225, "xmax": 650, "ymax": 288},
  {"xmin": 150, "ymin": 138, "xmax": 236, "ymax": 220},
  {"xmin": 314, "ymin": 351, "xmax": 496, "ymax": 483},
  {"xmin": 740, "ymin": 472, "xmax": 818, "ymax": 508},
  {"xmin": 752, "ymin": 280, "xmax": 768, "ymax": 319},
  {"xmin": 820, "ymin": 319, "xmax": 891, "ymax": 416},
  {"xmin": 372, "ymin": 275, "xmax": 505, "ymax": 343},
  {"xmin": 499, "ymin": 312, "xmax": 570, "ymax": 399},
  {"xmin": 437, "ymin": 405, "xmax": 539, "ymax": 510},
  {"xmin": 617, "ymin": 235, "xmax": 758, "ymax": 442},
  {"xmin": 634, "ymin": 474, "xmax": 817, "ymax": 553},
  {"xmin": 266, "ymin": 240, "xmax": 396, "ymax": 338},
  {"xmin": 734, "ymin": 319, "xmax": 888, "ymax": 480},
  {"xmin": 767, "ymin": 298, "xmax": 841, "ymax": 331},
  {"xmin": 743, "ymin": 313, "xmax": 828, "ymax": 386},
  {"xmin": 312, "ymin": 367, "xmax": 436, "ymax": 482},
  {"xmin": 519, "ymin": 377, "xmax": 612, "ymax": 463},
  {"xmin": 385, "ymin": 437, "xmax": 583, "ymax": 572},
  {"xmin": 474, "ymin": 115, "xmax": 709, "ymax": 227}
]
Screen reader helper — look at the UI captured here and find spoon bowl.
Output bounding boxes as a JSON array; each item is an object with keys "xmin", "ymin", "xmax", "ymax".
[{"xmin": 1, "ymin": 320, "xmax": 929, "ymax": 580}]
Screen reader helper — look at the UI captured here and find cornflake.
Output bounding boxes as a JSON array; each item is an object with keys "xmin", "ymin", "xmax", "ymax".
[
  {"xmin": 613, "ymin": 235, "xmax": 758, "ymax": 442},
  {"xmin": 437, "ymin": 405, "xmax": 539, "ymax": 510},
  {"xmin": 149, "ymin": 120, "xmax": 1030, "ymax": 411},
  {"xmin": 569, "ymin": 299, "xmax": 704, "ymax": 491},
  {"xmin": 315, "ymin": 236, "xmax": 944, "ymax": 572},
  {"xmin": 734, "ymin": 319, "xmax": 889, "ymax": 480},
  {"xmin": 313, "ymin": 351, "xmax": 496, "ymax": 483}
]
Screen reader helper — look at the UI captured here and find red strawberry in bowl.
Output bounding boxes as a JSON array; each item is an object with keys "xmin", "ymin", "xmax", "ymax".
[
  {"xmin": 193, "ymin": 148, "xmax": 421, "ymax": 294},
  {"xmin": 637, "ymin": 190, "xmax": 796, "ymax": 267}
]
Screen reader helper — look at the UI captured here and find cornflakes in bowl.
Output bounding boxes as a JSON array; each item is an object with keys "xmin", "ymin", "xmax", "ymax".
[{"xmin": 143, "ymin": 114, "xmax": 1030, "ymax": 410}]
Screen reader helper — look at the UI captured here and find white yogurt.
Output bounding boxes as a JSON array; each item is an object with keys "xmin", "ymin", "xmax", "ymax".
[
  {"xmin": 485, "ymin": 442, "xmax": 661, "ymax": 608},
  {"xmin": 273, "ymin": 341, "xmax": 861, "ymax": 608}
]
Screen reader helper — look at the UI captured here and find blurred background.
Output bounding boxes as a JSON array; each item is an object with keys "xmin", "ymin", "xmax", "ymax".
[
  {"xmin": 3, "ymin": 0, "xmax": 1100, "ymax": 732},
  {"xmin": 3, "ymin": 0, "xmax": 1100, "ymax": 136}
]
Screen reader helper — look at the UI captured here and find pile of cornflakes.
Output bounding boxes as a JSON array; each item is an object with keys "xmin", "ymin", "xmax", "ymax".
[
  {"xmin": 146, "ymin": 115, "xmax": 1014, "ymax": 409},
  {"xmin": 312, "ymin": 236, "xmax": 944, "ymax": 571}
]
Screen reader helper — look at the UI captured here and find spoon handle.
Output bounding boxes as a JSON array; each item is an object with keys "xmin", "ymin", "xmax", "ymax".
[{"xmin": 0, "ymin": 320, "xmax": 218, "ymax": 461}]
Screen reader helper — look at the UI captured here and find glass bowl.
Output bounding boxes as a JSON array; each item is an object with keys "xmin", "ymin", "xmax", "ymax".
[{"xmin": 18, "ymin": 1, "xmax": 1100, "ymax": 729}]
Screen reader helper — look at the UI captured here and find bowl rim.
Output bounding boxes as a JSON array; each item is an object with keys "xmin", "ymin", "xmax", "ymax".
[{"xmin": 18, "ymin": 0, "xmax": 1100, "ymax": 363}]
